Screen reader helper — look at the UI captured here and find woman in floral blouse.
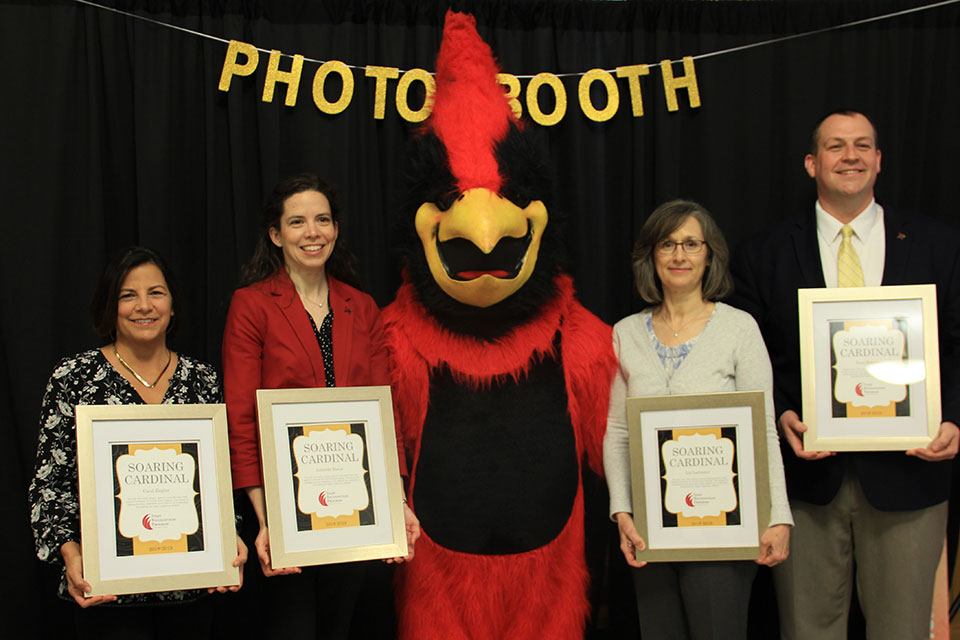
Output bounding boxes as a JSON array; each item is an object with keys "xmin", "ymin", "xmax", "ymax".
[{"xmin": 28, "ymin": 247, "xmax": 246, "ymax": 639}]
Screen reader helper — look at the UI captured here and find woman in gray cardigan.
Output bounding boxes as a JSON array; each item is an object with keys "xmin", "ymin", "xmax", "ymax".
[{"xmin": 603, "ymin": 200, "xmax": 792, "ymax": 640}]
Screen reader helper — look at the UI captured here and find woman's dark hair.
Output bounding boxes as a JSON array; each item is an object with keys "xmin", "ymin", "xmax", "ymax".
[
  {"xmin": 90, "ymin": 246, "xmax": 182, "ymax": 339},
  {"xmin": 631, "ymin": 199, "xmax": 733, "ymax": 304},
  {"xmin": 239, "ymin": 173, "xmax": 361, "ymax": 289}
]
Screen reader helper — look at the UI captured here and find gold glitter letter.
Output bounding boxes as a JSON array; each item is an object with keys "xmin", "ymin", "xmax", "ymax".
[
  {"xmin": 525, "ymin": 73, "xmax": 567, "ymax": 127},
  {"xmin": 218, "ymin": 40, "xmax": 259, "ymax": 92},
  {"xmin": 365, "ymin": 66, "xmax": 400, "ymax": 120},
  {"xmin": 312, "ymin": 60, "xmax": 355, "ymax": 115},
  {"xmin": 263, "ymin": 51, "xmax": 304, "ymax": 106},
  {"xmin": 497, "ymin": 73, "xmax": 523, "ymax": 119},
  {"xmin": 396, "ymin": 68, "xmax": 435, "ymax": 123},
  {"xmin": 616, "ymin": 64, "xmax": 649, "ymax": 117},
  {"xmin": 659, "ymin": 57, "xmax": 701, "ymax": 112},
  {"xmin": 579, "ymin": 69, "xmax": 619, "ymax": 122}
]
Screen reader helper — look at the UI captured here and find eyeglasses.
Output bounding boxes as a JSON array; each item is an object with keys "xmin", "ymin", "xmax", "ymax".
[{"xmin": 655, "ymin": 239, "xmax": 707, "ymax": 255}]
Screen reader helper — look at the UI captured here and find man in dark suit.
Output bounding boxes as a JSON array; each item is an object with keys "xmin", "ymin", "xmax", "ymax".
[{"xmin": 730, "ymin": 109, "xmax": 960, "ymax": 639}]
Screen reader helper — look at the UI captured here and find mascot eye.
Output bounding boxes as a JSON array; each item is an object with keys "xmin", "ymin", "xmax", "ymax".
[
  {"xmin": 435, "ymin": 190, "xmax": 461, "ymax": 212},
  {"xmin": 500, "ymin": 187, "xmax": 532, "ymax": 210}
]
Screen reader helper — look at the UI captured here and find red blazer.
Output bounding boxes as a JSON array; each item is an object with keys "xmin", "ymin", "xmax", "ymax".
[{"xmin": 222, "ymin": 270, "xmax": 401, "ymax": 489}]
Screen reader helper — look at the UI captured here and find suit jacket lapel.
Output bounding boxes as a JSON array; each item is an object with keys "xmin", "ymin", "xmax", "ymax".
[
  {"xmin": 881, "ymin": 207, "xmax": 910, "ymax": 285},
  {"xmin": 269, "ymin": 272, "xmax": 327, "ymax": 386},
  {"xmin": 791, "ymin": 214, "xmax": 826, "ymax": 288}
]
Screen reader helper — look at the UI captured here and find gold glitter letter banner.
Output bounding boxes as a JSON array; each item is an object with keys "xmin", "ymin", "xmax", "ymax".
[{"xmin": 216, "ymin": 40, "xmax": 703, "ymax": 124}]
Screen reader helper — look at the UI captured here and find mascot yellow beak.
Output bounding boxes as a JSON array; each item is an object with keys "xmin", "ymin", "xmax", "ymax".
[{"xmin": 415, "ymin": 188, "xmax": 548, "ymax": 308}]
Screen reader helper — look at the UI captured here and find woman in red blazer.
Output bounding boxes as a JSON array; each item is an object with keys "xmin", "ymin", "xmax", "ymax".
[{"xmin": 222, "ymin": 173, "xmax": 418, "ymax": 638}]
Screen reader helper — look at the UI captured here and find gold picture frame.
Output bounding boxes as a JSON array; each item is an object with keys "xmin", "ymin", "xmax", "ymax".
[
  {"xmin": 76, "ymin": 404, "xmax": 239, "ymax": 596},
  {"xmin": 256, "ymin": 386, "xmax": 407, "ymax": 568},
  {"xmin": 798, "ymin": 285, "xmax": 941, "ymax": 451},
  {"xmin": 626, "ymin": 391, "xmax": 770, "ymax": 562}
]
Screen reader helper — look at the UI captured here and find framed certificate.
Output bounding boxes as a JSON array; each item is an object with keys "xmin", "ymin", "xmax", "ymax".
[
  {"xmin": 256, "ymin": 386, "xmax": 407, "ymax": 568},
  {"xmin": 798, "ymin": 285, "xmax": 941, "ymax": 451},
  {"xmin": 626, "ymin": 391, "xmax": 769, "ymax": 562},
  {"xmin": 75, "ymin": 404, "xmax": 239, "ymax": 596}
]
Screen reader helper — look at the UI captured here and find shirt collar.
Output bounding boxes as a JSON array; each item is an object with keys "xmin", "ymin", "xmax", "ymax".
[{"xmin": 815, "ymin": 198, "xmax": 879, "ymax": 244}]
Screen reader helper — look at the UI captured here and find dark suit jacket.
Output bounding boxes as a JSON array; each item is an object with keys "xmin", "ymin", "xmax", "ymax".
[
  {"xmin": 222, "ymin": 271, "xmax": 397, "ymax": 489},
  {"xmin": 729, "ymin": 207, "xmax": 960, "ymax": 510}
]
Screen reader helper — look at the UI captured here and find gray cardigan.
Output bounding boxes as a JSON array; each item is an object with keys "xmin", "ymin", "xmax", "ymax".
[{"xmin": 603, "ymin": 302, "xmax": 793, "ymax": 527}]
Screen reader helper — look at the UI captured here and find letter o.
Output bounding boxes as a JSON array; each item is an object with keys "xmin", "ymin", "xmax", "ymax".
[
  {"xmin": 579, "ymin": 69, "xmax": 619, "ymax": 122},
  {"xmin": 312, "ymin": 60, "xmax": 354, "ymax": 115}
]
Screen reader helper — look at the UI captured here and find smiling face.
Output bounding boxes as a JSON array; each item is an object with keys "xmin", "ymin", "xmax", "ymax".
[
  {"xmin": 270, "ymin": 190, "xmax": 339, "ymax": 277},
  {"xmin": 805, "ymin": 113, "xmax": 881, "ymax": 219},
  {"xmin": 115, "ymin": 262, "xmax": 173, "ymax": 346},
  {"xmin": 653, "ymin": 216, "xmax": 710, "ymax": 297},
  {"xmin": 414, "ymin": 188, "xmax": 548, "ymax": 308}
]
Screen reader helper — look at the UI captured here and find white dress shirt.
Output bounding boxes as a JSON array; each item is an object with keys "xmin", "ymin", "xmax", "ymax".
[{"xmin": 816, "ymin": 199, "xmax": 885, "ymax": 288}]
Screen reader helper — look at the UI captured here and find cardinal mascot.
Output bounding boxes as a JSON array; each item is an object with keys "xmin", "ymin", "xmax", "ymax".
[{"xmin": 383, "ymin": 11, "xmax": 616, "ymax": 640}]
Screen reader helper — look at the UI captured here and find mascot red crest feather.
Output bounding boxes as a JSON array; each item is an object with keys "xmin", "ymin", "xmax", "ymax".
[{"xmin": 428, "ymin": 11, "xmax": 514, "ymax": 193}]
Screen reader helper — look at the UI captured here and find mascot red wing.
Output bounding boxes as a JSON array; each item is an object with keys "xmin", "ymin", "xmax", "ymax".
[{"xmin": 383, "ymin": 11, "xmax": 616, "ymax": 640}]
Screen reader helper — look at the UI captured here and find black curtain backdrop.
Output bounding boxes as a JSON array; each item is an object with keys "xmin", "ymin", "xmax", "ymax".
[{"xmin": 3, "ymin": 1, "xmax": 959, "ymax": 638}]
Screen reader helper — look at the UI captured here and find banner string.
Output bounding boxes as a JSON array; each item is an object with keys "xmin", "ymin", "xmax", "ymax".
[
  {"xmin": 689, "ymin": 0, "xmax": 959, "ymax": 63},
  {"xmin": 73, "ymin": 0, "xmax": 959, "ymax": 78},
  {"xmin": 74, "ymin": 0, "xmax": 235, "ymax": 45}
]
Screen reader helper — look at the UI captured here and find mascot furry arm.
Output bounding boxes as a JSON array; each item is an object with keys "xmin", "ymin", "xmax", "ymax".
[{"xmin": 383, "ymin": 11, "xmax": 616, "ymax": 640}]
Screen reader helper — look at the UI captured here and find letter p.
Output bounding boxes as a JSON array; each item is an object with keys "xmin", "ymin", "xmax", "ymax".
[{"xmin": 219, "ymin": 40, "xmax": 260, "ymax": 92}]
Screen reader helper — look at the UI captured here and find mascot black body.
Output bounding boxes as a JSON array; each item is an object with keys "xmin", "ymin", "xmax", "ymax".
[{"xmin": 383, "ymin": 12, "xmax": 616, "ymax": 639}]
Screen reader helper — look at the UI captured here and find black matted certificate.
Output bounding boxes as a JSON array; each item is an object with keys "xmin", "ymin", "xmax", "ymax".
[
  {"xmin": 799, "ymin": 285, "xmax": 941, "ymax": 451},
  {"xmin": 76, "ymin": 404, "xmax": 239, "ymax": 595},
  {"xmin": 626, "ymin": 391, "xmax": 769, "ymax": 562},
  {"xmin": 256, "ymin": 386, "xmax": 407, "ymax": 568},
  {"xmin": 286, "ymin": 422, "xmax": 377, "ymax": 532}
]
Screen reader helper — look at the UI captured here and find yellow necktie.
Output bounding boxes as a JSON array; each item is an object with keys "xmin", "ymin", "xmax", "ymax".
[{"xmin": 837, "ymin": 225, "xmax": 864, "ymax": 287}]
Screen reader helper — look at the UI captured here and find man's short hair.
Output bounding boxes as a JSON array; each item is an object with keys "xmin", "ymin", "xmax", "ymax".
[{"xmin": 809, "ymin": 108, "xmax": 879, "ymax": 155}]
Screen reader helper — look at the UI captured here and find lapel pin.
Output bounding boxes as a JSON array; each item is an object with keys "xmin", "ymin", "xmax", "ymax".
[{"xmin": 897, "ymin": 232, "xmax": 906, "ymax": 240}]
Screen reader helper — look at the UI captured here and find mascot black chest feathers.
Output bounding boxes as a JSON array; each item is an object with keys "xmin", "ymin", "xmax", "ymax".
[{"xmin": 382, "ymin": 11, "xmax": 615, "ymax": 640}]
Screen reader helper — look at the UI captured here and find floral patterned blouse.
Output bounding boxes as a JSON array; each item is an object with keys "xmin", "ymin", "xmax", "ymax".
[
  {"xmin": 28, "ymin": 349, "xmax": 222, "ymax": 605},
  {"xmin": 644, "ymin": 310, "xmax": 714, "ymax": 380}
]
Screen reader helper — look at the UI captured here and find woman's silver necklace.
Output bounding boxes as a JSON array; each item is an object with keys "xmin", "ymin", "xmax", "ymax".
[
  {"xmin": 657, "ymin": 308, "xmax": 709, "ymax": 338},
  {"xmin": 299, "ymin": 286, "xmax": 328, "ymax": 308},
  {"xmin": 114, "ymin": 345, "xmax": 171, "ymax": 388}
]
